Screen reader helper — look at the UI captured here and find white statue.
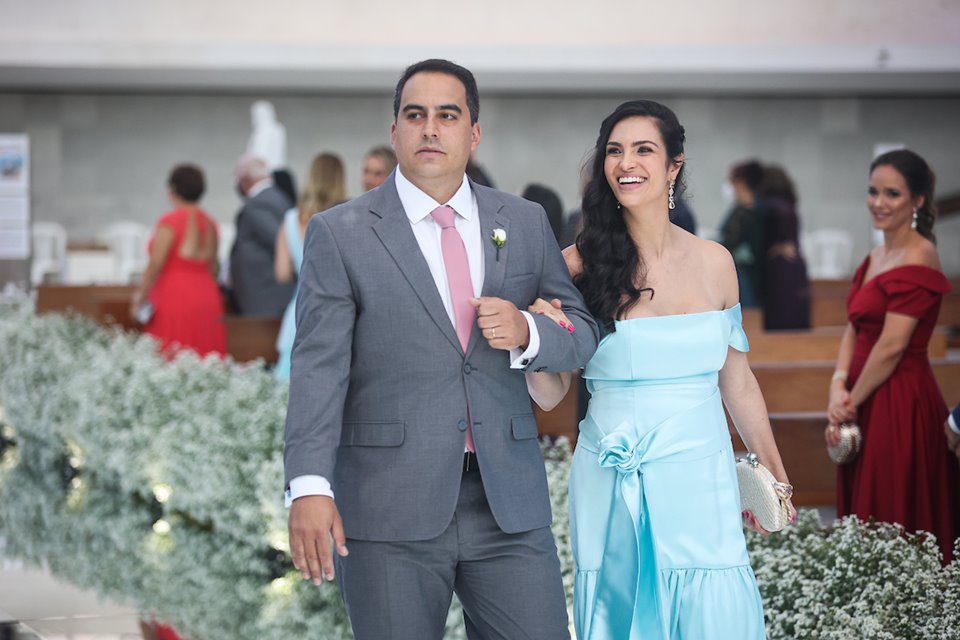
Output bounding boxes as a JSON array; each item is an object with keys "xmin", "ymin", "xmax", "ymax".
[{"xmin": 246, "ymin": 100, "xmax": 287, "ymax": 171}]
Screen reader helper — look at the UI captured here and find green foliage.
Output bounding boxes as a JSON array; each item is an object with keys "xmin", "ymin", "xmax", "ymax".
[{"xmin": 1, "ymin": 306, "xmax": 956, "ymax": 639}]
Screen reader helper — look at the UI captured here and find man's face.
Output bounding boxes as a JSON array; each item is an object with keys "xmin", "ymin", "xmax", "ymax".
[
  {"xmin": 391, "ymin": 72, "xmax": 480, "ymax": 195},
  {"xmin": 361, "ymin": 155, "xmax": 390, "ymax": 192}
]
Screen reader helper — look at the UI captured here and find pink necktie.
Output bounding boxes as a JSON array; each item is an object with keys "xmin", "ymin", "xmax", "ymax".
[{"xmin": 431, "ymin": 205, "xmax": 476, "ymax": 452}]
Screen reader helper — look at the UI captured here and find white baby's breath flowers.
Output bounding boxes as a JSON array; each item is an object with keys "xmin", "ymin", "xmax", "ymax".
[{"xmin": 1, "ymin": 304, "xmax": 957, "ymax": 640}]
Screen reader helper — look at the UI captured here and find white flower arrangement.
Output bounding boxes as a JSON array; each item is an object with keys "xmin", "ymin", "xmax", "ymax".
[{"xmin": 0, "ymin": 304, "xmax": 956, "ymax": 639}]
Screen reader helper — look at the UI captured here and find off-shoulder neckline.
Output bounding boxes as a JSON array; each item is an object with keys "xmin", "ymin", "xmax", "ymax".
[
  {"xmin": 858, "ymin": 256, "xmax": 948, "ymax": 290},
  {"xmin": 615, "ymin": 303, "xmax": 741, "ymax": 324}
]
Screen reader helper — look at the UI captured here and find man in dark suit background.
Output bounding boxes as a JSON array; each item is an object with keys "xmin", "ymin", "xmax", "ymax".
[
  {"xmin": 284, "ymin": 59, "xmax": 598, "ymax": 639},
  {"xmin": 228, "ymin": 154, "xmax": 294, "ymax": 316}
]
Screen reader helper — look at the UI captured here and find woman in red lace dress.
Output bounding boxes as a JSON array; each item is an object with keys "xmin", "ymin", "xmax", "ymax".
[
  {"xmin": 826, "ymin": 149, "xmax": 958, "ymax": 564},
  {"xmin": 131, "ymin": 164, "xmax": 226, "ymax": 358}
]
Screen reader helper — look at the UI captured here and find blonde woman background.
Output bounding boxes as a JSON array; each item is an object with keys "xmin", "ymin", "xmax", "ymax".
[{"xmin": 274, "ymin": 152, "xmax": 346, "ymax": 379}]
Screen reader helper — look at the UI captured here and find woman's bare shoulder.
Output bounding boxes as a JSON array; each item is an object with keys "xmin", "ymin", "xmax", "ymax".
[
  {"xmin": 904, "ymin": 237, "xmax": 941, "ymax": 270},
  {"xmin": 562, "ymin": 245, "xmax": 583, "ymax": 278}
]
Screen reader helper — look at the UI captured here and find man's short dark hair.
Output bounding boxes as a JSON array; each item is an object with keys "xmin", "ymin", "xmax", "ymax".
[
  {"xmin": 393, "ymin": 59, "xmax": 480, "ymax": 124},
  {"xmin": 168, "ymin": 163, "xmax": 205, "ymax": 202}
]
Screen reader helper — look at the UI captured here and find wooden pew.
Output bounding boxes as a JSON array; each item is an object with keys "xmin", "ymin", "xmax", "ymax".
[
  {"xmin": 34, "ymin": 284, "xmax": 282, "ymax": 364},
  {"xmin": 36, "ymin": 284, "xmax": 136, "ymax": 327},
  {"xmin": 745, "ymin": 326, "xmax": 948, "ymax": 363},
  {"xmin": 754, "ymin": 359, "xmax": 960, "ymax": 414}
]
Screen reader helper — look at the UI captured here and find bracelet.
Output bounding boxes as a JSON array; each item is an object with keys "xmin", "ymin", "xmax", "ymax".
[{"xmin": 831, "ymin": 370, "xmax": 848, "ymax": 382}]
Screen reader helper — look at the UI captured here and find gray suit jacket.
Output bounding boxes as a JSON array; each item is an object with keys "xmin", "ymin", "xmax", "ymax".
[
  {"xmin": 229, "ymin": 184, "xmax": 294, "ymax": 316},
  {"xmin": 283, "ymin": 176, "xmax": 599, "ymax": 541}
]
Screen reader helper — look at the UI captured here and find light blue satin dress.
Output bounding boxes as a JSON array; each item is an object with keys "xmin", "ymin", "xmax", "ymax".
[
  {"xmin": 570, "ymin": 305, "xmax": 765, "ymax": 639},
  {"xmin": 274, "ymin": 208, "xmax": 303, "ymax": 380}
]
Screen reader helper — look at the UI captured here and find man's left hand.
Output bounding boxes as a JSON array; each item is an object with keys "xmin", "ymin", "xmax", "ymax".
[{"xmin": 471, "ymin": 296, "xmax": 529, "ymax": 351}]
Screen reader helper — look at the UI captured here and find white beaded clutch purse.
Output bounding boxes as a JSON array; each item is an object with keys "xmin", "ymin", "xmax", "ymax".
[
  {"xmin": 826, "ymin": 423, "xmax": 862, "ymax": 465},
  {"xmin": 736, "ymin": 453, "xmax": 794, "ymax": 532}
]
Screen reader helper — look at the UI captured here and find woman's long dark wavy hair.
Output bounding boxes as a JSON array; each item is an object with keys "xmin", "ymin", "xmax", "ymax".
[
  {"xmin": 574, "ymin": 100, "xmax": 686, "ymax": 332},
  {"xmin": 870, "ymin": 149, "xmax": 938, "ymax": 244}
]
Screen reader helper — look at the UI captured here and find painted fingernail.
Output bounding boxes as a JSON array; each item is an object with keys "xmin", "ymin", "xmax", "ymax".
[
  {"xmin": 567, "ymin": 324, "xmax": 575, "ymax": 332},
  {"xmin": 559, "ymin": 321, "xmax": 567, "ymax": 328}
]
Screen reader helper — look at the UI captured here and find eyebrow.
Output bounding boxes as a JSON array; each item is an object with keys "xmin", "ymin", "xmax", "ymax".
[
  {"xmin": 402, "ymin": 103, "xmax": 463, "ymax": 114},
  {"xmin": 607, "ymin": 139, "xmax": 660, "ymax": 148}
]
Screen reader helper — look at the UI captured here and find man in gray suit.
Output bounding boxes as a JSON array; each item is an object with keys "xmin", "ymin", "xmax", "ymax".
[
  {"xmin": 284, "ymin": 59, "xmax": 598, "ymax": 639},
  {"xmin": 229, "ymin": 154, "xmax": 294, "ymax": 315}
]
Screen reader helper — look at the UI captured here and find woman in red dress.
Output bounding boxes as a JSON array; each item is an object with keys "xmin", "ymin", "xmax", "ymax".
[
  {"xmin": 826, "ymin": 149, "xmax": 958, "ymax": 564},
  {"xmin": 131, "ymin": 164, "xmax": 226, "ymax": 358}
]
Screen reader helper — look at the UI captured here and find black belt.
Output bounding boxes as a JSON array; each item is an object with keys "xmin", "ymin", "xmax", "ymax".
[{"xmin": 463, "ymin": 451, "xmax": 478, "ymax": 473}]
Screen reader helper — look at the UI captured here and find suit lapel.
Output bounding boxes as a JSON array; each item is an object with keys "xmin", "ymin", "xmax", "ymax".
[
  {"xmin": 371, "ymin": 181, "xmax": 463, "ymax": 354},
  {"xmin": 467, "ymin": 185, "xmax": 509, "ymax": 356}
]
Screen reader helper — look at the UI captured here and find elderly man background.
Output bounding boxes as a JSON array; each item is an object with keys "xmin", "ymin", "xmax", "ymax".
[{"xmin": 228, "ymin": 154, "xmax": 294, "ymax": 316}]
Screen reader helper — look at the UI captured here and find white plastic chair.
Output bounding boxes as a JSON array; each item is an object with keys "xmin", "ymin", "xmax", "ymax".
[
  {"xmin": 103, "ymin": 221, "xmax": 150, "ymax": 283},
  {"xmin": 805, "ymin": 228, "xmax": 854, "ymax": 279},
  {"xmin": 30, "ymin": 221, "xmax": 67, "ymax": 285}
]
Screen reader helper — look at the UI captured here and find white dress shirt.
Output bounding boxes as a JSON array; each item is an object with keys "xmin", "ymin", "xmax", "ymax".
[{"xmin": 286, "ymin": 170, "xmax": 541, "ymax": 505}]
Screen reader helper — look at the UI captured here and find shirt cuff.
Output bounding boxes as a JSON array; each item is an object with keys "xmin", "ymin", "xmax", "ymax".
[
  {"xmin": 284, "ymin": 475, "xmax": 334, "ymax": 508},
  {"xmin": 510, "ymin": 311, "xmax": 540, "ymax": 370},
  {"xmin": 949, "ymin": 412, "xmax": 960, "ymax": 435}
]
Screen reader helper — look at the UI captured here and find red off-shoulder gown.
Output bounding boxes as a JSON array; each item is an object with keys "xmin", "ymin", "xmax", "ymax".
[{"xmin": 838, "ymin": 256, "xmax": 959, "ymax": 564}]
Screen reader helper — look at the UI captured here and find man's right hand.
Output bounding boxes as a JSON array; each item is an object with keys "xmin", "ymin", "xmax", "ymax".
[{"xmin": 288, "ymin": 495, "xmax": 348, "ymax": 585}]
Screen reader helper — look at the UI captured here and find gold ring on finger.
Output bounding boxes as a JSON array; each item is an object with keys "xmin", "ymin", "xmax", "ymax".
[{"xmin": 491, "ymin": 327, "xmax": 496, "ymax": 338}]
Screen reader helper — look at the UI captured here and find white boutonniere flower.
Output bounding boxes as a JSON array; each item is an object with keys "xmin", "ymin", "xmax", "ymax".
[{"xmin": 491, "ymin": 228, "xmax": 506, "ymax": 261}]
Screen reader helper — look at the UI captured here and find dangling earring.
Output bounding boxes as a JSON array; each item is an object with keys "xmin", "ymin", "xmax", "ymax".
[
  {"xmin": 911, "ymin": 208, "xmax": 918, "ymax": 230},
  {"xmin": 668, "ymin": 181, "xmax": 676, "ymax": 210},
  {"xmin": 617, "ymin": 201, "xmax": 622, "ymax": 211}
]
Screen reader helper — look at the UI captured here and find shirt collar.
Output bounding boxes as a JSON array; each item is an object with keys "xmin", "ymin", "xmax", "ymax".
[
  {"xmin": 247, "ymin": 177, "xmax": 273, "ymax": 199},
  {"xmin": 395, "ymin": 169, "xmax": 473, "ymax": 224}
]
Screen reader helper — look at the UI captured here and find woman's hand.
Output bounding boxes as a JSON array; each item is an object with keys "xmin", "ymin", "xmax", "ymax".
[
  {"xmin": 827, "ymin": 385, "xmax": 854, "ymax": 426},
  {"xmin": 742, "ymin": 501, "xmax": 796, "ymax": 536},
  {"xmin": 528, "ymin": 298, "xmax": 574, "ymax": 333}
]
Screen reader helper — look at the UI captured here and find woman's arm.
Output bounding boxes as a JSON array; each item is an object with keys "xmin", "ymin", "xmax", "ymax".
[
  {"xmin": 843, "ymin": 312, "xmax": 918, "ymax": 415},
  {"xmin": 131, "ymin": 225, "xmax": 175, "ymax": 316},
  {"xmin": 275, "ymin": 227, "xmax": 293, "ymax": 283},
  {"xmin": 525, "ymin": 247, "xmax": 584, "ymax": 410},
  {"xmin": 825, "ymin": 323, "xmax": 856, "ymax": 435},
  {"xmin": 720, "ymin": 351, "xmax": 790, "ymax": 484}
]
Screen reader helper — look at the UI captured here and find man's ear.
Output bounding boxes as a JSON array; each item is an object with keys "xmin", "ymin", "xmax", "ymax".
[{"xmin": 471, "ymin": 122, "xmax": 481, "ymax": 152}]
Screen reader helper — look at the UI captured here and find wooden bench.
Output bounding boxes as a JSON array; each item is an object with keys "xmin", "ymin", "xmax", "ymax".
[
  {"xmin": 754, "ymin": 359, "xmax": 960, "ymax": 414},
  {"xmin": 745, "ymin": 325, "xmax": 948, "ymax": 363},
  {"xmin": 34, "ymin": 284, "xmax": 281, "ymax": 364}
]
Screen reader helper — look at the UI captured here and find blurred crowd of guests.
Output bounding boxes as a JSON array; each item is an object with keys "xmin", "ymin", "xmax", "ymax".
[{"xmin": 719, "ymin": 160, "xmax": 811, "ymax": 331}]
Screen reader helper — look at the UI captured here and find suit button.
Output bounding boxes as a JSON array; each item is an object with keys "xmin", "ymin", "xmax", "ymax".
[
  {"xmin": 458, "ymin": 419, "xmax": 468, "ymax": 431},
  {"xmin": 463, "ymin": 363, "xmax": 472, "ymax": 374}
]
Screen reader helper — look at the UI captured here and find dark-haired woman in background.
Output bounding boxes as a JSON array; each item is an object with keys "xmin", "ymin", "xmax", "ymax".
[
  {"xmin": 720, "ymin": 159, "xmax": 765, "ymax": 308},
  {"xmin": 758, "ymin": 165, "xmax": 810, "ymax": 330},
  {"xmin": 526, "ymin": 100, "xmax": 792, "ymax": 638},
  {"xmin": 131, "ymin": 164, "xmax": 226, "ymax": 357},
  {"xmin": 826, "ymin": 149, "xmax": 958, "ymax": 564}
]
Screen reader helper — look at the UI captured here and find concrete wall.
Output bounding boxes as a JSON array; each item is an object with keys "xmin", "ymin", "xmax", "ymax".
[{"xmin": 1, "ymin": 91, "xmax": 958, "ymax": 274}]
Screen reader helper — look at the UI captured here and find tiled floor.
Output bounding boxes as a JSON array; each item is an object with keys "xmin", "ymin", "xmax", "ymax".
[{"xmin": 0, "ymin": 554, "xmax": 141, "ymax": 640}]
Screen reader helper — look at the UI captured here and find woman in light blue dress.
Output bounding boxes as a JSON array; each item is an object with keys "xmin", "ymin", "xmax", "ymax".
[
  {"xmin": 274, "ymin": 152, "xmax": 346, "ymax": 379},
  {"xmin": 527, "ymin": 100, "xmax": 794, "ymax": 639}
]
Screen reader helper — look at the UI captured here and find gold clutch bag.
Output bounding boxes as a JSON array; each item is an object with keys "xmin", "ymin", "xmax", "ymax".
[
  {"xmin": 826, "ymin": 423, "xmax": 862, "ymax": 465},
  {"xmin": 736, "ymin": 453, "xmax": 794, "ymax": 532}
]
